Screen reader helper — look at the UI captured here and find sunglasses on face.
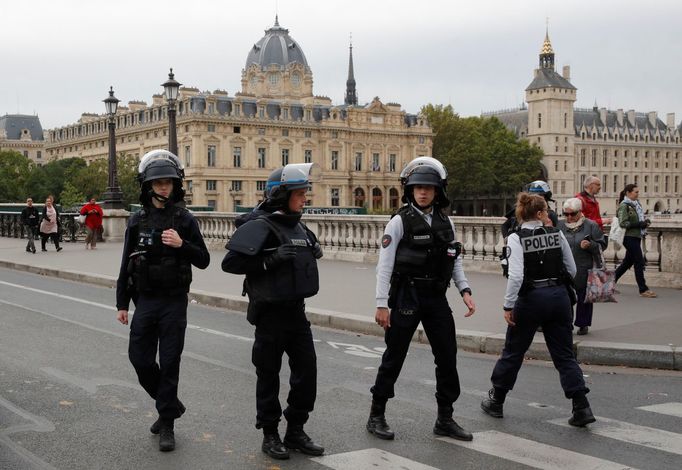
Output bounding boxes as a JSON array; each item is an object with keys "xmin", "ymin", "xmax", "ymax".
[{"xmin": 563, "ymin": 211, "xmax": 578, "ymax": 216}]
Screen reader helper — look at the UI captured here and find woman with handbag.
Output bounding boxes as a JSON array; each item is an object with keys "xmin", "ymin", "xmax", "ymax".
[
  {"xmin": 558, "ymin": 198, "xmax": 607, "ymax": 335},
  {"xmin": 615, "ymin": 184, "xmax": 656, "ymax": 298},
  {"xmin": 40, "ymin": 197, "xmax": 62, "ymax": 252}
]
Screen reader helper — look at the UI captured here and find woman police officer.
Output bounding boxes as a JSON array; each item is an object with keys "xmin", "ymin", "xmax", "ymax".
[
  {"xmin": 116, "ymin": 150, "xmax": 210, "ymax": 452},
  {"xmin": 368, "ymin": 156, "xmax": 476, "ymax": 442},
  {"xmin": 480, "ymin": 192, "xmax": 596, "ymax": 427}
]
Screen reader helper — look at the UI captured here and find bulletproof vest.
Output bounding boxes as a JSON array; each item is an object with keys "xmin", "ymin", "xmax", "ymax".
[
  {"xmin": 518, "ymin": 226, "xmax": 564, "ymax": 282},
  {"xmin": 129, "ymin": 207, "xmax": 192, "ymax": 294},
  {"xmin": 246, "ymin": 216, "xmax": 319, "ymax": 303},
  {"xmin": 393, "ymin": 205, "xmax": 455, "ymax": 282}
]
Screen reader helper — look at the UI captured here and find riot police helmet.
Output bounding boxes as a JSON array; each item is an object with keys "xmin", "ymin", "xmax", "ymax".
[
  {"xmin": 399, "ymin": 156, "xmax": 450, "ymax": 207},
  {"xmin": 265, "ymin": 163, "xmax": 320, "ymax": 210},
  {"xmin": 137, "ymin": 149, "xmax": 185, "ymax": 204},
  {"xmin": 526, "ymin": 180, "xmax": 553, "ymax": 202}
]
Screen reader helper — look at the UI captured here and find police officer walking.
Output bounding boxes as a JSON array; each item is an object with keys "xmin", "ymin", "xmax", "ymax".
[
  {"xmin": 116, "ymin": 150, "xmax": 210, "ymax": 452},
  {"xmin": 222, "ymin": 163, "xmax": 324, "ymax": 460},
  {"xmin": 481, "ymin": 192, "xmax": 596, "ymax": 427},
  {"xmin": 368, "ymin": 156, "xmax": 476, "ymax": 442}
]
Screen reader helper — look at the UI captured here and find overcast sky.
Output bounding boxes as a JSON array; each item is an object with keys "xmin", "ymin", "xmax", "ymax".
[{"xmin": 2, "ymin": 0, "xmax": 681, "ymax": 130}]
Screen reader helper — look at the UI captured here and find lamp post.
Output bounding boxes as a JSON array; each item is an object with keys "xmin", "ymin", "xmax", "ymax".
[
  {"xmin": 162, "ymin": 68, "xmax": 181, "ymax": 156},
  {"xmin": 102, "ymin": 86, "xmax": 124, "ymax": 209}
]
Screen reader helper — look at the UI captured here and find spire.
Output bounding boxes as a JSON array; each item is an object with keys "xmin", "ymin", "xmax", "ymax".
[
  {"xmin": 274, "ymin": 14, "xmax": 279, "ymax": 27},
  {"xmin": 539, "ymin": 22, "xmax": 555, "ymax": 69},
  {"xmin": 344, "ymin": 35, "xmax": 358, "ymax": 106}
]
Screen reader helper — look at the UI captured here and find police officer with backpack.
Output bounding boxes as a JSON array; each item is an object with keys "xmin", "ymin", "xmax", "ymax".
[
  {"xmin": 116, "ymin": 150, "xmax": 210, "ymax": 452},
  {"xmin": 222, "ymin": 163, "xmax": 324, "ymax": 460},
  {"xmin": 367, "ymin": 156, "xmax": 476, "ymax": 442},
  {"xmin": 481, "ymin": 192, "xmax": 596, "ymax": 427}
]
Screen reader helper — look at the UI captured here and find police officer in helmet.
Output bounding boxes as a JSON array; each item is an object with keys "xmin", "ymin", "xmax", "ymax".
[
  {"xmin": 116, "ymin": 149, "xmax": 210, "ymax": 452},
  {"xmin": 368, "ymin": 156, "xmax": 476, "ymax": 442},
  {"xmin": 222, "ymin": 163, "xmax": 324, "ymax": 460},
  {"xmin": 481, "ymin": 192, "xmax": 596, "ymax": 427}
]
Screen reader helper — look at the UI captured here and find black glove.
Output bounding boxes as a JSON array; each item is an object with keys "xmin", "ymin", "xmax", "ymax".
[
  {"xmin": 264, "ymin": 244, "xmax": 298, "ymax": 269},
  {"xmin": 312, "ymin": 242, "xmax": 323, "ymax": 259}
]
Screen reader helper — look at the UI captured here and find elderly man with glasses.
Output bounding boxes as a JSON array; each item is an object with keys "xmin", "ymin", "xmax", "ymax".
[{"xmin": 558, "ymin": 198, "xmax": 607, "ymax": 335}]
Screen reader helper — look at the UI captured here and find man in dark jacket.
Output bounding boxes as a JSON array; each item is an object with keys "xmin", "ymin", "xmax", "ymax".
[{"xmin": 21, "ymin": 197, "xmax": 39, "ymax": 253}]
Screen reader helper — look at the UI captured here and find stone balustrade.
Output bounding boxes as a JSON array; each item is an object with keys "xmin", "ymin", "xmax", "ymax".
[{"xmin": 3, "ymin": 210, "xmax": 681, "ymax": 288}]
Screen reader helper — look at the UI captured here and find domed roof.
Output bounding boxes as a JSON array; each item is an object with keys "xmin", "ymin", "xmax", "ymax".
[{"xmin": 245, "ymin": 16, "xmax": 309, "ymax": 71}]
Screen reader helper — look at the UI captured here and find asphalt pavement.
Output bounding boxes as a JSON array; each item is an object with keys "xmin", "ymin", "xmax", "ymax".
[{"xmin": 0, "ymin": 236, "xmax": 680, "ymax": 369}]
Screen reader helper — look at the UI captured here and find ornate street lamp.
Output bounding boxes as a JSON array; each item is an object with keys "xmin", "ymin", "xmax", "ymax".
[
  {"xmin": 162, "ymin": 68, "xmax": 181, "ymax": 156},
  {"xmin": 102, "ymin": 86, "xmax": 124, "ymax": 209}
]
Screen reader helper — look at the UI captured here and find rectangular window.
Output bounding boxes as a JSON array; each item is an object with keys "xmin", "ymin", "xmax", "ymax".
[
  {"xmin": 331, "ymin": 150, "xmax": 339, "ymax": 170},
  {"xmin": 256, "ymin": 181, "xmax": 267, "ymax": 192},
  {"xmin": 281, "ymin": 149, "xmax": 289, "ymax": 166},
  {"xmin": 304, "ymin": 130, "xmax": 312, "ymax": 138},
  {"xmin": 331, "ymin": 130, "xmax": 338, "ymax": 139},
  {"xmin": 206, "ymin": 180, "xmax": 217, "ymax": 191},
  {"xmin": 613, "ymin": 175, "xmax": 619, "ymax": 193},
  {"xmin": 331, "ymin": 188, "xmax": 340, "ymax": 207},
  {"xmin": 304, "ymin": 149, "xmax": 312, "ymax": 163},
  {"xmin": 282, "ymin": 129, "xmax": 289, "ymax": 137},
  {"xmin": 561, "ymin": 181, "xmax": 566, "ymax": 194},
  {"xmin": 23, "ymin": 150, "xmax": 28, "ymax": 157},
  {"xmin": 389, "ymin": 154, "xmax": 396, "ymax": 172},
  {"xmin": 233, "ymin": 147, "xmax": 242, "ymax": 167},
  {"xmin": 186, "ymin": 180, "xmax": 193, "ymax": 192},
  {"xmin": 418, "ymin": 136, "xmax": 425, "ymax": 144},
  {"xmin": 355, "ymin": 152, "xmax": 363, "ymax": 171},
  {"xmin": 207, "ymin": 199, "xmax": 216, "ymax": 209},
  {"xmin": 538, "ymin": 113, "xmax": 542, "ymax": 128},
  {"xmin": 184, "ymin": 145, "xmax": 191, "ymax": 167},
  {"xmin": 372, "ymin": 153, "xmax": 381, "ymax": 171},
  {"xmin": 258, "ymin": 127, "xmax": 265, "ymax": 135},
  {"xmin": 259, "ymin": 108, "xmax": 265, "ymax": 118},
  {"xmin": 231, "ymin": 180, "xmax": 242, "ymax": 191},
  {"xmin": 257, "ymin": 148, "xmax": 266, "ymax": 168},
  {"xmin": 207, "ymin": 145, "xmax": 216, "ymax": 167},
  {"xmin": 233, "ymin": 126, "xmax": 240, "ymax": 133},
  {"xmin": 37, "ymin": 151, "xmax": 42, "ymax": 159},
  {"xmin": 208, "ymin": 124, "xmax": 215, "ymax": 132}
]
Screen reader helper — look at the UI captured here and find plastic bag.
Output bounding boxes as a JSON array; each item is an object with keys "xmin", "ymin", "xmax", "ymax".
[{"xmin": 609, "ymin": 214, "xmax": 625, "ymax": 246}]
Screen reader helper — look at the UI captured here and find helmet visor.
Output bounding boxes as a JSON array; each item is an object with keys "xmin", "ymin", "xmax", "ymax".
[
  {"xmin": 280, "ymin": 163, "xmax": 321, "ymax": 189},
  {"xmin": 139, "ymin": 150, "xmax": 184, "ymax": 175},
  {"xmin": 400, "ymin": 156, "xmax": 448, "ymax": 181}
]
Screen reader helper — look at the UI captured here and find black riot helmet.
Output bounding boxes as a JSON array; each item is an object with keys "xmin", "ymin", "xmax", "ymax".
[
  {"xmin": 399, "ymin": 156, "xmax": 450, "ymax": 208},
  {"xmin": 265, "ymin": 163, "xmax": 320, "ymax": 210},
  {"xmin": 137, "ymin": 149, "xmax": 185, "ymax": 205}
]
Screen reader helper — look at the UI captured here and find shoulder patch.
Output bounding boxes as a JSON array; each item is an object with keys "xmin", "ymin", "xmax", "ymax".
[{"xmin": 381, "ymin": 234, "xmax": 392, "ymax": 249}]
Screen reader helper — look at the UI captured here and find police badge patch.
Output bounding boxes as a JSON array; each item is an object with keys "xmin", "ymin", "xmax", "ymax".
[{"xmin": 381, "ymin": 234, "xmax": 392, "ymax": 248}]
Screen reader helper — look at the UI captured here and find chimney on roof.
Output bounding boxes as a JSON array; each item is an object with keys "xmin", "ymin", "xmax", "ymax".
[
  {"xmin": 627, "ymin": 110, "xmax": 636, "ymax": 127},
  {"xmin": 647, "ymin": 111, "xmax": 657, "ymax": 128},
  {"xmin": 599, "ymin": 108, "xmax": 607, "ymax": 126},
  {"xmin": 616, "ymin": 109, "xmax": 624, "ymax": 127},
  {"xmin": 666, "ymin": 112, "xmax": 675, "ymax": 129},
  {"xmin": 562, "ymin": 65, "xmax": 570, "ymax": 81}
]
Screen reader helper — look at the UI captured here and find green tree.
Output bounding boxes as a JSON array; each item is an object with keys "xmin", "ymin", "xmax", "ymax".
[
  {"xmin": 59, "ymin": 182, "xmax": 85, "ymax": 209},
  {"xmin": 117, "ymin": 153, "xmax": 141, "ymax": 207},
  {"xmin": 25, "ymin": 157, "xmax": 87, "ymax": 203},
  {"xmin": 0, "ymin": 150, "xmax": 32, "ymax": 202},
  {"xmin": 71, "ymin": 159, "xmax": 107, "ymax": 201}
]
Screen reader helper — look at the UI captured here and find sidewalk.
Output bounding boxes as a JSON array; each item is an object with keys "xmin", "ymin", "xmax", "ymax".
[{"xmin": 0, "ymin": 237, "xmax": 680, "ymax": 370}]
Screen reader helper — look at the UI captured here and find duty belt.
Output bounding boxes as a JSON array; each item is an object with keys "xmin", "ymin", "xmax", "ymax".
[{"xmin": 531, "ymin": 278, "xmax": 562, "ymax": 288}]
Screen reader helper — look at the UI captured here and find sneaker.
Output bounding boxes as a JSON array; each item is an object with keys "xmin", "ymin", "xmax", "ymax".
[
  {"xmin": 159, "ymin": 426, "xmax": 175, "ymax": 452},
  {"xmin": 640, "ymin": 290, "xmax": 657, "ymax": 298},
  {"xmin": 56, "ymin": 247, "xmax": 63, "ymax": 252}
]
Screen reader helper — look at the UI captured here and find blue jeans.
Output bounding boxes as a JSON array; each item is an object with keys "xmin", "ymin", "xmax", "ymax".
[{"xmin": 615, "ymin": 236, "xmax": 649, "ymax": 293}]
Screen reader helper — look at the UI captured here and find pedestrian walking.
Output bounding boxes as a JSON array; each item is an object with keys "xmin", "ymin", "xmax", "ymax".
[
  {"xmin": 558, "ymin": 198, "xmax": 606, "ymax": 335},
  {"xmin": 481, "ymin": 192, "xmax": 596, "ymax": 427},
  {"xmin": 115, "ymin": 150, "xmax": 210, "ymax": 452},
  {"xmin": 20, "ymin": 197, "xmax": 39, "ymax": 253},
  {"xmin": 614, "ymin": 184, "xmax": 656, "ymax": 298},
  {"xmin": 222, "ymin": 163, "xmax": 324, "ymax": 460},
  {"xmin": 39, "ymin": 197, "xmax": 62, "ymax": 252},
  {"xmin": 368, "ymin": 156, "xmax": 476, "ymax": 442},
  {"xmin": 80, "ymin": 197, "xmax": 103, "ymax": 249}
]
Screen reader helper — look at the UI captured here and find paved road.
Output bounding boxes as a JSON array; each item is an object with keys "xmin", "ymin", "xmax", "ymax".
[{"xmin": 1, "ymin": 270, "xmax": 681, "ymax": 469}]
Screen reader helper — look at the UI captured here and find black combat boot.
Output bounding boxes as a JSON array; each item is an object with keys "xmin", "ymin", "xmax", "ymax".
[
  {"xmin": 262, "ymin": 432, "xmax": 289, "ymax": 460},
  {"xmin": 366, "ymin": 399, "xmax": 394, "ymax": 440},
  {"xmin": 158, "ymin": 423, "xmax": 175, "ymax": 452},
  {"xmin": 569, "ymin": 394, "xmax": 596, "ymax": 427},
  {"xmin": 283, "ymin": 424, "xmax": 324, "ymax": 456},
  {"xmin": 151, "ymin": 400, "xmax": 186, "ymax": 434},
  {"xmin": 480, "ymin": 388, "xmax": 505, "ymax": 418},
  {"xmin": 433, "ymin": 405, "xmax": 473, "ymax": 441}
]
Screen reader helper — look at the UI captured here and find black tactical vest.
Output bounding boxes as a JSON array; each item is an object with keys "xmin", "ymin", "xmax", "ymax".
[
  {"xmin": 246, "ymin": 216, "xmax": 320, "ymax": 303},
  {"xmin": 129, "ymin": 207, "xmax": 192, "ymax": 294},
  {"xmin": 392, "ymin": 205, "xmax": 455, "ymax": 282},
  {"xmin": 518, "ymin": 226, "xmax": 564, "ymax": 282}
]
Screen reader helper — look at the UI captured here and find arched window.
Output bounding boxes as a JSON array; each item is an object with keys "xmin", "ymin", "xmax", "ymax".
[
  {"xmin": 372, "ymin": 188, "xmax": 383, "ymax": 210},
  {"xmin": 354, "ymin": 188, "xmax": 365, "ymax": 207}
]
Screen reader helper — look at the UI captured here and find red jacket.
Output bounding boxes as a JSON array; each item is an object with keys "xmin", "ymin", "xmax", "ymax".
[
  {"xmin": 80, "ymin": 203, "xmax": 103, "ymax": 230},
  {"xmin": 576, "ymin": 191, "xmax": 603, "ymax": 230}
]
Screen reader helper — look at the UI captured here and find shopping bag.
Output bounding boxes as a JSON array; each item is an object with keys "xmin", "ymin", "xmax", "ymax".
[
  {"xmin": 78, "ymin": 214, "xmax": 86, "ymax": 224},
  {"xmin": 585, "ymin": 248, "xmax": 617, "ymax": 303},
  {"xmin": 609, "ymin": 214, "xmax": 625, "ymax": 246}
]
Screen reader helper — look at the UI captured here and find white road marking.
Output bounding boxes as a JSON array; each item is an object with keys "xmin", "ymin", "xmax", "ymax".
[
  {"xmin": 312, "ymin": 448, "xmax": 439, "ymax": 470},
  {"xmin": 636, "ymin": 402, "xmax": 682, "ymax": 418},
  {"xmin": 548, "ymin": 416, "xmax": 682, "ymax": 456},
  {"xmin": 440, "ymin": 430, "xmax": 635, "ymax": 469},
  {"xmin": 0, "ymin": 280, "xmax": 114, "ymax": 310}
]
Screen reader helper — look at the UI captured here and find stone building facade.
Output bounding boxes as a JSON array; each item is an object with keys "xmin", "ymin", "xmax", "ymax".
[
  {"xmin": 44, "ymin": 18, "xmax": 432, "ymax": 212},
  {"xmin": 489, "ymin": 32, "xmax": 682, "ymax": 215},
  {"xmin": 0, "ymin": 114, "xmax": 46, "ymax": 164}
]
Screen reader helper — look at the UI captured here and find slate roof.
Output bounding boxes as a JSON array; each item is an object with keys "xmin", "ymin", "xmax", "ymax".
[
  {"xmin": 0, "ymin": 114, "xmax": 44, "ymax": 141},
  {"xmin": 526, "ymin": 67, "xmax": 576, "ymax": 91},
  {"xmin": 245, "ymin": 18, "xmax": 309, "ymax": 71}
]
